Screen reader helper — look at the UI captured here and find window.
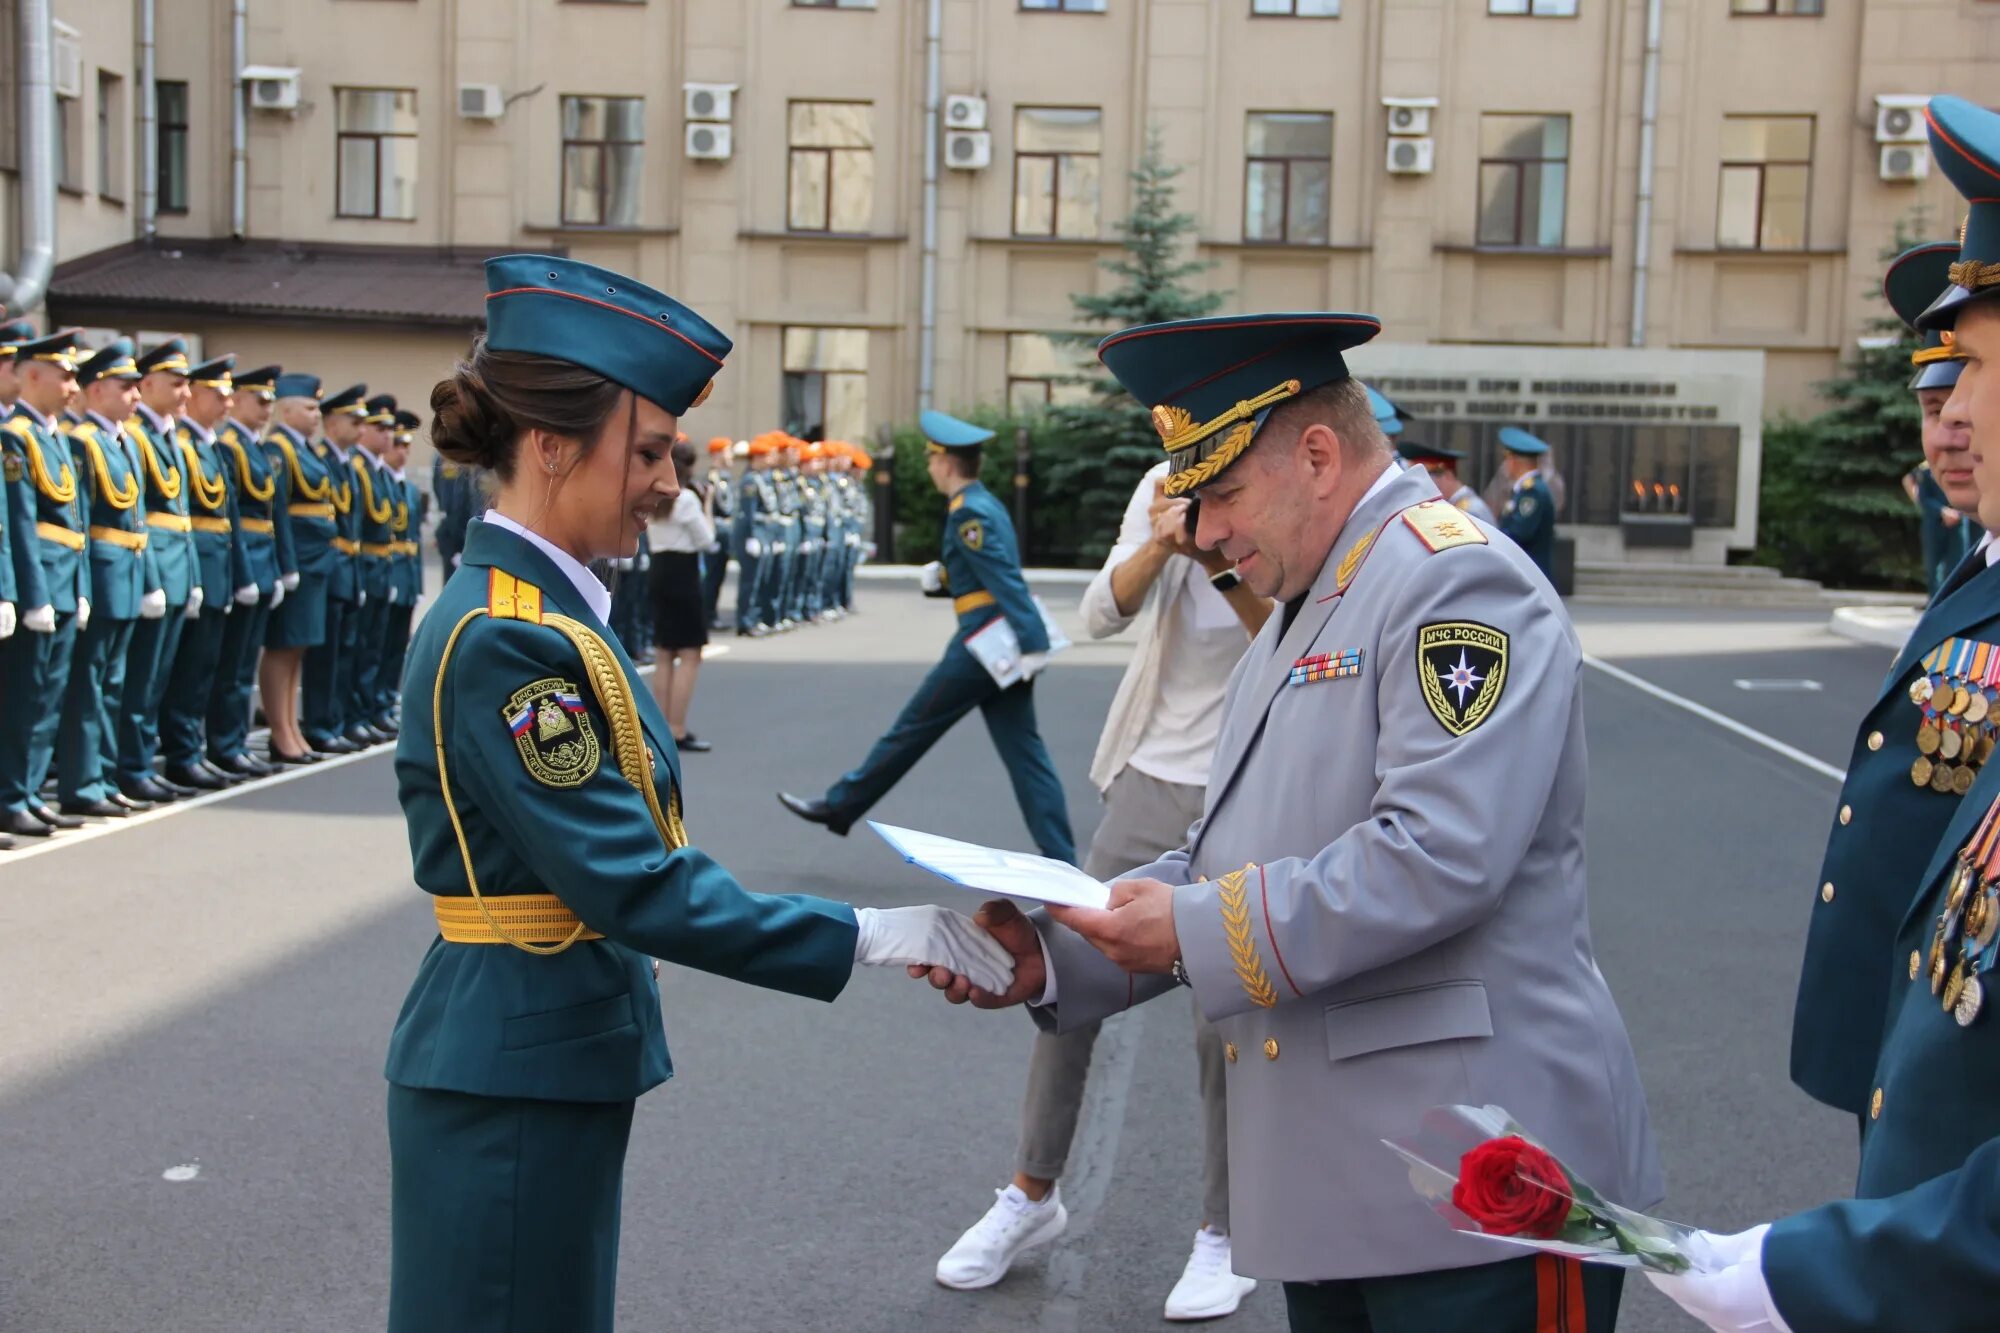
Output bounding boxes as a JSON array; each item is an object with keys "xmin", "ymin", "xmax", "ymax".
[
  {"xmin": 1244, "ymin": 112, "xmax": 1332, "ymax": 244},
  {"xmin": 783, "ymin": 328, "xmax": 869, "ymax": 443},
  {"xmin": 157, "ymin": 80, "xmax": 189, "ymax": 213},
  {"xmin": 55, "ymin": 94, "xmax": 80, "ymax": 191},
  {"xmin": 1007, "ymin": 334, "xmax": 1096, "ymax": 412},
  {"xmin": 1477, "ymin": 114, "xmax": 1569, "ymax": 247},
  {"xmin": 1022, "ymin": 0, "xmax": 1107, "ymax": 10},
  {"xmin": 1488, "ymin": 0, "xmax": 1578, "ymax": 12},
  {"xmin": 1730, "ymin": 0, "xmax": 1821, "ymax": 13},
  {"xmin": 1717, "ymin": 115, "xmax": 1812, "ymax": 250},
  {"xmin": 97, "ymin": 71, "xmax": 124, "ymax": 200},
  {"xmin": 561, "ymin": 95, "xmax": 644, "ymax": 226},
  {"xmin": 335, "ymin": 88, "xmax": 418, "ymax": 220},
  {"xmin": 1014, "ymin": 107, "xmax": 1102, "ymax": 238},
  {"xmin": 788, "ymin": 102, "xmax": 874, "ymax": 232},
  {"xmin": 1252, "ymin": 0, "xmax": 1338, "ymax": 13}
]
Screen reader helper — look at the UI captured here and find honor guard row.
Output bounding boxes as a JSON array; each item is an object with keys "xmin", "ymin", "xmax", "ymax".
[
  {"xmin": 0, "ymin": 329, "xmax": 428, "ymax": 848},
  {"xmin": 728, "ymin": 431, "xmax": 873, "ymax": 637}
]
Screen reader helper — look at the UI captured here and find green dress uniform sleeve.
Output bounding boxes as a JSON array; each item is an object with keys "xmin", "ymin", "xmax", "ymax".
[
  {"xmin": 0, "ymin": 429, "xmax": 28, "ymax": 609},
  {"xmin": 1172, "ymin": 539, "xmax": 1572, "ymax": 1024},
  {"xmin": 1764, "ymin": 1137, "xmax": 2000, "ymax": 1332},
  {"xmin": 952, "ymin": 499, "xmax": 1047, "ymax": 653},
  {"xmin": 445, "ymin": 613, "xmax": 860, "ymax": 998},
  {"xmin": 1499, "ymin": 477, "xmax": 1554, "ymax": 552}
]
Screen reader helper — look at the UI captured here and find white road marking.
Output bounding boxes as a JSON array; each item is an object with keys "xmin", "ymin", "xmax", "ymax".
[
  {"xmin": 1732, "ymin": 678, "xmax": 1823, "ymax": 692},
  {"xmin": 1586, "ymin": 655, "xmax": 1846, "ymax": 783},
  {"xmin": 161, "ymin": 1164, "xmax": 200, "ymax": 1182}
]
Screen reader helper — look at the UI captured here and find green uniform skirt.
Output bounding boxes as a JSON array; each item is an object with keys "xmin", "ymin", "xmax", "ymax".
[{"xmin": 387, "ymin": 1084, "xmax": 635, "ymax": 1332}]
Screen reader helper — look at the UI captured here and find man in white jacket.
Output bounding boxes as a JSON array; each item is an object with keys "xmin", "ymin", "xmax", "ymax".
[{"xmin": 935, "ymin": 460, "xmax": 1271, "ymax": 1321}]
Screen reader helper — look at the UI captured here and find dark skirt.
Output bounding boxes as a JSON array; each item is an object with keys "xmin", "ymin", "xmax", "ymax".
[
  {"xmin": 387, "ymin": 1083, "xmax": 635, "ymax": 1333},
  {"xmin": 264, "ymin": 571, "xmax": 328, "ymax": 649},
  {"xmin": 647, "ymin": 550, "xmax": 708, "ymax": 650}
]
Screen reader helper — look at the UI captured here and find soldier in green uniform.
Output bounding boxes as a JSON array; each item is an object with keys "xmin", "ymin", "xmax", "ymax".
[
  {"xmin": 385, "ymin": 254, "xmax": 1013, "ymax": 1331},
  {"xmin": 0, "ymin": 320, "xmax": 22, "ymax": 849},
  {"xmin": 431, "ymin": 448, "xmax": 476, "ymax": 575},
  {"xmin": 208, "ymin": 365, "xmax": 288, "ymax": 778},
  {"xmin": 701, "ymin": 436, "xmax": 735, "ymax": 628},
  {"xmin": 780, "ymin": 410, "xmax": 1076, "ymax": 862},
  {"xmin": 0, "ymin": 331, "xmax": 88, "ymax": 840},
  {"xmin": 58, "ymin": 341, "xmax": 160, "ymax": 816},
  {"xmin": 733, "ymin": 434, "xmax": 777, "ymax": 635},
  {"xmin": 375, "ymin": 409, "xmax": 425, "ymax": 728},
  {"xmin": 347, "ymin": 394, "xmax": 401, "ymax": 738},
  {"xmin": 262, "ymin": 374, "xmax": 334, "ymax": 766},
  {"xmin": 1495, "ymin": 426, "xmax": 1556, "ymax": 583},
  {"xmin": 117, "ymin": 339, "xmax": 201, "ymax": 799},
  {"xmin": 159, "ymin": 355, "xmax": 255, "ymax": 789},
  {"xmin": 302, "ymin": 383, "xmax": 370, "ymax": 752},
  {"xmin": 763, "ymin": 438, "xmax": 801, "ymax": 631}
]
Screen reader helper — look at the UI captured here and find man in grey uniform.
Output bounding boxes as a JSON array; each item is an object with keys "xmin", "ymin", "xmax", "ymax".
[{"xmin": 918, "ymin": 312, "xmax": 1660, "ymax": 1333}]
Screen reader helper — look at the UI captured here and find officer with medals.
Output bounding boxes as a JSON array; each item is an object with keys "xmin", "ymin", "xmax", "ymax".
[
  {"xmin": 1495, "ymin": 426, "xmax": 1556, "ymax": 581},
  {"xmin": 1785, "ymin": 238, "xmax": 1994, "ymax": 1135},
  {"xmin": 347, "ymin": 394, "xmax": 401, "ymax": 738},
  {"xmin": 701, "ymin": 435, "xmax": 735, "ymax": 629},
  {"xmin": 55, "ymin": 341, "xmax": 155, "ymax": 816},
  {"xmin": 914, "ymin": 313, "xmax": 1659, "ymax": 1333},
  {"xmin": 733, "ymin": 434, "xmax": 778, "ymax": 636},
  {"xmin": 1397, "ymin": 439, "xmax": 1496, "ymax": 523},
  {"xmin": 262, "ymin": 374, "xmax": 336, "ymax": 766},
  {"xmin": 302, "ymin": 383, "xmax": 372, "ymax": 752},
  {"xmin": 208, "ymin": 365, "xmax": 288, "ymax": 778},
  {"xmin": 0, "ymin": 331, "xmax": 89, "ymax": 840},
  {"xmin": 779, "ymin": 409, "xmax": 1077, "ymax": 864},
  {"xmin": 1649, "ymin": 96, "xmax": 2000, "ymax": 1333},
  {"xmin": 384, "ymin": 254, "xmax": 1013, "ymax": 1332},
  {"xmin": 158, "ymin": 354, "xmax": 255, "ymax": 790}
]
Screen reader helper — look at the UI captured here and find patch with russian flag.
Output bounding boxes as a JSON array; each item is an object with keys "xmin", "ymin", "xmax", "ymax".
[{"xmin": 501, "ymin": 676, "xmax": 601, "ymax": 788}]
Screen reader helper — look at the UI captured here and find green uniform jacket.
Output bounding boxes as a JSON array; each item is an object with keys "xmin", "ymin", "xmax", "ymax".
[
  {"xmin": 938, "ymin": 481, "xmax": 1047, "ymax": 651},
  {"xmin": 1498, "ymin": 472, "xmax": 1556, "ymax": 580},
  {"xmin": 127, "ymin": 407, "xmax": 195, "ymax": 605},
  {"xmin": 176, "ymin": 420, "xmax": 250, "ymax": 602},
  {"xmin": 219, "ymin": 418, "xmax": 291, "ymax": 590},
  {"xmin": 266, "ymin": 425, "xmax": 337, "ymax": 579},
  {"xmin": 2, "ymin": 405, "xmax": 89, "ymax": 612},
  {"xmin": 350, "ymin": 450, "xmax": 396, "ymax": 602},
  {"xmin": 69, "ymin": 415, "xmax": 158, "ymax": 619},
  {"xmin": 385, "ymin": 518, "xmax": 858, "ymax": 1103}
]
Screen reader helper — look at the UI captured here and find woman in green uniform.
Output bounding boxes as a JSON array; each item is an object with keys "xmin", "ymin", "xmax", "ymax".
[{"xmin": 386, "ymin": 255, "xmax": 1015, "ymax": 1331}]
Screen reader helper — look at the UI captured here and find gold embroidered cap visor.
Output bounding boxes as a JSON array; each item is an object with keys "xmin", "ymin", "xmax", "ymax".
[
  {"xmin": 1096, "ymin": 312, "xmax": 1384, "ymax": 499},
  {"xmin": 1917, "ymin": 96, "xmax": 2000, "ymax": 332}
]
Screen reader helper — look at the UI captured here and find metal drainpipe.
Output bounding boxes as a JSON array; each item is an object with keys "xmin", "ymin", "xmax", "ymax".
[
  {"xmin": 0, "ymin": 0, "xmax": 57, "ymax": 313},
  {"xmin": 1628, "ymin": 0, "xmax": 1663, "ymax": 347},
  {"xmin": 917, "ymin": 0, "xmax": 941, "ymax": 415},
  {"xmin": 231, "ymin": 0, "xmax": 247, "ymax": 239},
  {"xmin": 140, "ymin": 0, "xmax": 157, "ymax": 240}
]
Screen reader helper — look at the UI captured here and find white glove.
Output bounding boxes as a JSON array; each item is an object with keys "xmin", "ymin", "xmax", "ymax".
[
  {"xmin": 270, "ymin": 580, "xmax": 286, "ymax": 609},
  {"xmin": 1019, "ymin": 651, "xmax": 1050, "ymax": 681},
  {"xmin": 0, "ymin": 602, "xmax": 13, "ymax": 640},
  {"xmin": 744, "ymin": 538, "xmax": 763, "ymax": 558},
  {"xmin": 281, "ymin": 571, "xmax": 300, "ymax": 592},
  {"xmin": 184, "ymin": 586, "xmax": 205, "ymax": 619},
  {"xmin": 234, "ymin": 584, "xmax": 259, "ymax": 608},
  {"xmin": 1645, "ymin": 1226, "xmax": 1792, "ymax": 1333},
  {"xmin": 450, "ymin": 553, "xmax": 462, "ymax": 569},
  {"xmin": 852, "ymin": 905, "xmax": 1015, "ymax": 995},
  {"xmin": 919, "ymin": 560, "xmax": 944, "ymax": 594},
  {"xmin": 388, "ymin": 586, "xmax": 401, "ymax": 605},
  {"xmin": 23, "ymin": 603, "xmax": 55, "ymax": 634},
  {"xmin": 774, "ymin": 542, "xmax": 788, "ymax": 555},
  {"xmin": 357, "ymin": 589, "xmax": 367, "ymax": 607},
  {"xmin": 140, "ymin": 589, "xmax": 168, "ymax": 620}
]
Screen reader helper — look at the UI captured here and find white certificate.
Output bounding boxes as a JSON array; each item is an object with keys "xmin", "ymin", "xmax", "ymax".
[{"xmin": 869, "ymin": 821, "xmax": 1111, "ymax": 910}]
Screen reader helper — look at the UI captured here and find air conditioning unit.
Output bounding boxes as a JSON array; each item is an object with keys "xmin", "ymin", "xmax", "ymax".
[
  {"xmin": 943, "ymin": 94, "xmax": 988, "ymax": 131},
  {"xmin": 1386, "ymin": 137, "xmax": 1435, "ymax": 175},
  {"xmin": 944, "ymin": 129, "xmax": 991, "ymax": 171},
  {"xmin": 242, "ymin": 65, "xmax": 302, "ymax": 113},
  {"xmin": 686, "ymin": 122, "xmax": 733, "ymax": 161},
  {"xmin": 684, "ymin": 83, "xmax": 736, "ymax": 123},
  {"xmin": 51, "ymin": 21, "xmax": 82, "ymax": 99},
  {"xmin": 1383, "ymin": 95, "xmax": 1439, "ymax": 138},
  {"xmin": 458, "ymin": 83, "xmax": 504, "ymax": 121},
  {"xmin": 1874, "ymin": 94, "xmax": 1929, "ymax": 144},
  {"xmin": 1881, "ymin": 142, "xmax": 1932, "ymax": 183}
]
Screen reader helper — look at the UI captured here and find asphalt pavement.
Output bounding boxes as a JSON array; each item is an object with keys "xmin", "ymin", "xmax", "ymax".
[{"xmin": 0, "ymin": 590, "xmax": 1899, "ymax": 1332}]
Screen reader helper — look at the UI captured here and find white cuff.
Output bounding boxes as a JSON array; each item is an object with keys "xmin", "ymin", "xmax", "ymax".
[{"xmin": 1034, "ymin": 931, "xmax": 1058, "ymax": 1007}]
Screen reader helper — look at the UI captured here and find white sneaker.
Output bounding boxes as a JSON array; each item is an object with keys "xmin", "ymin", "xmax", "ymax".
[
  {"xmin": 935, "ymin": 1184, "xmax": 1068, "ymax": 1290},
  {"xmin": 1163, "ymin": 1227, "xmax": 1257, "ymax": 1321}
]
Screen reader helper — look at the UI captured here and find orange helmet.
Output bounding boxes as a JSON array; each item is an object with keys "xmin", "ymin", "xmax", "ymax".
[{"xmin": 706, "ymin": 435, "xmax": 730, "ymax": 454}]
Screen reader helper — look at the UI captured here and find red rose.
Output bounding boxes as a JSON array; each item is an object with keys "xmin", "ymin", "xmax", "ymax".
[{"xmin": 1450, "ymin": 1135, "xmax": 1574, "ymax": 1238}]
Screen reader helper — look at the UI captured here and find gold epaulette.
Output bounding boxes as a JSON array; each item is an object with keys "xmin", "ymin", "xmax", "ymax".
[
  {"xmin": 487, "ymin": 569, "xmax": 545, "ymax": 623},
  {"xmin": 1402, "ymin": 499, "xmax": 1490, "ymax": 554},
  {"xmin": 948, "ymin": 493, "xmax": 966, "ymax": 513},
  {"xmin": 1, "ymin": 416, "xmax": 33, "ymax": 444}
]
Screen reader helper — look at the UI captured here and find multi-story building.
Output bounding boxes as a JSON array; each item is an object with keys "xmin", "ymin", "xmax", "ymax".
[{"xmin": 0, "ymin": 0, "xmax": 1995, "ymax": 562}]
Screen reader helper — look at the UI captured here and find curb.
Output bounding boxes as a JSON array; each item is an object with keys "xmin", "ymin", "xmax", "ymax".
[{"xmin": 1829, "ymin": 605, "xmax": 1917, "ymax": 651}]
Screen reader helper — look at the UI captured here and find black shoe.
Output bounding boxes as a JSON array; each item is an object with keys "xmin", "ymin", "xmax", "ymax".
[
  {"xmin": 309, "ymin": 736, "xmax": 357, "ymax": 756},
  {"xmin": 165, "ymin": 764, "xmax": 227, "ymax": 791},
  {"xmin": 109, "ymin": 792, "xmax": 155, "ymax": 813},
  {"xmin": 344, "ymin": 725, "xmax": 380, "ymax": 748},
  {"xmin": 1, "ymin": 809, "xmax": 54, "ymax": 838},
  {"xmin": 213, "ymin": 752, "xmax": 275, "ymax": 778},
  {"xmin": 202, "ymin": 759, "xmax": 248, "ymax": 786},
  {"xmin": 675, "ymin": 734, "xmax": 713, "ymax": 754},
  {"xmin": 371, "ymin": 716, "xmax": 400, "ymax": 738},
  {"xmin": 120, "ymin": 777, "xmax": 177, "ymax": 804},
  {"xmin": 269, "ymin": 748, "xmax": 323, "ymax": 766},
  {"xmin": 776, "ymin": 791, "xmax": 848, "ymax": 836},
  {"xmin": 154, "ymin": 776, "xmax": 200, "ymax": 800},
  {"xmin": 55, "ymin": 799, "xmax": 122, "ymax": 821}
]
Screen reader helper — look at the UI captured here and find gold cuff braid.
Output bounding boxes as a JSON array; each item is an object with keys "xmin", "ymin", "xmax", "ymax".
[{"xmin": 1216, "ymin": 863, "xmax": 1278, "ymax": 1009}]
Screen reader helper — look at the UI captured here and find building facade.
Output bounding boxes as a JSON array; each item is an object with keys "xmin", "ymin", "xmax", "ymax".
[{"xmin": 0, "ymin": 0, "xmax": 1995, "ymax": 558}]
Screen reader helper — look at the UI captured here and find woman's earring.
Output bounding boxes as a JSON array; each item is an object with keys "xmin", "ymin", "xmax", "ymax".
[{"xmin": 545, "ymin": 460, "xmax": 557, "ymax": 474}]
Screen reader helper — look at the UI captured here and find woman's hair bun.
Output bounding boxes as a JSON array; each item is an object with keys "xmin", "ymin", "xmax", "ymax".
[{"xmin": 429, "ymin": 356, "xmax": 515, "ymax": 473}]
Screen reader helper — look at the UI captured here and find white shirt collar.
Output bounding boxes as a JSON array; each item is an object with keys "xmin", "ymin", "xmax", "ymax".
[
  {"xmin": 182, "ymin": 416, "xmax": 215, "ymax": 444},
  {"xmin": 479, "ymin": 510, "xmax": 613, "ymax": 624},
  {"xmin": 86, "ymin": 409, "xmax": 125, "ymax": 435},
  {"xmin": 13, "ymin": 400, "xmax": 48, "ymax": 428},
  {"xmin": 1357, "ymin": 460, "xmax": 1400, "ymax": 509},
  {"xmin": 135, "ymin": 401, "xmax": 173, "ymax": 433},
  {"xmin": 1981, "ymin": 533, "xmax": 1999, "ymax": 568}
]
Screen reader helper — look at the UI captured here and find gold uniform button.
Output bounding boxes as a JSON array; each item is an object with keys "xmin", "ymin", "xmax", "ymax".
[
  {"xmin": 1870, "ymin": 1087, "xmax": 1884, "ymax": 1120},
  {"xmin": 1910, "ymin": 949, "xmax": 1923, "ymax": 980},
  {"xmin": 1263, "ymin": 1037, "xmax": 1280, "ymax": 1061},
  {"xmin": 1224, "ymin": 1042, "xmax": 1238, "ymax": 1064},
  {"xmin": 1868, "ymin": 731, "xmax": 1885, "ymax": 752},
  {"xmin": 1821, "ymin": 882, "xmax": 1836, "ymax": 903},
  {"xmin": 1839, "ymin": 805, "xmax": 1852, "ymax": 826}
]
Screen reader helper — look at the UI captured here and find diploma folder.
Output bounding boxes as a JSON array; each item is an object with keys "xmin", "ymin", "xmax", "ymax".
[
  {"xmin": 869, "ymin": 822, "xmax": 1111, "ymax": 910},
  {"xmin": 961, "ymin": 597, "xmax": 1072, "ymax": 689}
]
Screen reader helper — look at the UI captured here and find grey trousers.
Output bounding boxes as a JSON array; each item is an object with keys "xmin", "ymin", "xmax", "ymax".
[{"xmin": 1016, "ymin": 765, "xmax": 1230, "ymax": 1232}]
